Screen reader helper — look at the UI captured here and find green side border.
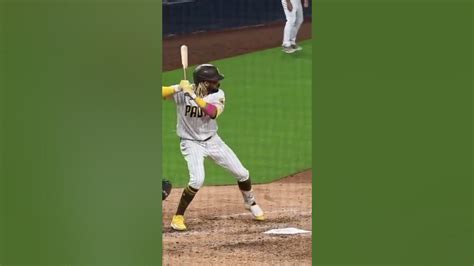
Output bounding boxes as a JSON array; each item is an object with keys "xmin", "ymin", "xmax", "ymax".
[
  {"xmin": 312, "ymin": 0, "xmax": 472, "ymax": 265},
  {"xmin": 0, "ymin": 0, "xmax": 5, "ymax": 263},
  {"xmin": 2, "ymin": 2, "xmax": 163, "ymax": 265}
]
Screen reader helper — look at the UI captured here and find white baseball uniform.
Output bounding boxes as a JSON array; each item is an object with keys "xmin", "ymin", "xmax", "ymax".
[
  {"xmin": 171, "ymin": 86, "xmax": 250, "ymax": 190},
  {"xmin": 281, "ymin": 0, "xmax": 304, "ymax": 47}
]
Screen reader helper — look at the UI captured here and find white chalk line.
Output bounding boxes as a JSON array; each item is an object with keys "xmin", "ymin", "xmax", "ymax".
[
  {"xmin": 203, "ymin": 208, "xmax": 312, "ymax": 220},
  {"xmin": 164, "ymin": 209, "xmax": 312, "ymax": 236}
]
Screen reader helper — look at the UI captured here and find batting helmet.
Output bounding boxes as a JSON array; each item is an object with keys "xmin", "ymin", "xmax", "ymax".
[{"xmin": 193, "ymin": 64, "xmax": 224, "ymax": 84}]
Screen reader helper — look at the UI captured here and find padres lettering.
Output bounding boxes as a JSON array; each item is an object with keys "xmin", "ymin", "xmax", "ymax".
[{"xmin": 185, "ymin": 105, "xmax": 204, "ymax": 117}]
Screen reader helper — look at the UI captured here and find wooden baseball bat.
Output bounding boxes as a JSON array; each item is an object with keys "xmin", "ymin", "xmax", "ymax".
[{"xmin": 180, "ymin": 45, "xmax": 188, "ymax": 80}]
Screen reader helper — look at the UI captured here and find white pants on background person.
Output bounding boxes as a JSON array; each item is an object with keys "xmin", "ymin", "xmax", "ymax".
[{"xmin": 281, "ymin": 0, "xmax": 304, "ymax": 48}]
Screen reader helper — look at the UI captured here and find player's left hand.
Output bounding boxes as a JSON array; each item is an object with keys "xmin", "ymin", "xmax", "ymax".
[{"xmin": 303, "ymin": 0, "xmax": 309, "ymax": 8}]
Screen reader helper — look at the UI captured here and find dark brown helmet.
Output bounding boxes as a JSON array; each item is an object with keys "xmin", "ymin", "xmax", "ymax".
[{"xmin": 193, "ymin": 64, "xmax": 224, "ymax": 84}]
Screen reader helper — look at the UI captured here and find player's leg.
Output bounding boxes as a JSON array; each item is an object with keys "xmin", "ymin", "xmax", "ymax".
[
  {"xmin": 290, "ymin": 1, "xmax": 304, "ymax": 47},
  {"xmin": 207, "ymin": 135, "xmax": 264, "ymax": 221},
  {"xmin": 171, "ymin": 140, "xmax": 206, "ymax": 231},
  {"xmin": 281, "ymin": 0, "xmax": 297, "ymax": 52},
  {"xmin": 207, "ymin": 136, "xmax": 249, "ymax": 180}
]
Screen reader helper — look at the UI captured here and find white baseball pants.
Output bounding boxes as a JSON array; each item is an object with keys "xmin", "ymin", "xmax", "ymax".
[
  {"xmin": 282, "ymin": 0, "xmax": 304, "ymax": 47},
  {"xmin": 180, "ymin": 134, "xmax": 250, "ymax": 190}
]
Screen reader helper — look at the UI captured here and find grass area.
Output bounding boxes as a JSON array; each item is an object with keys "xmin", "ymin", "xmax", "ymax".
[{"xmin": 163, "ymin": 40, "xmax": 312, "ymax": 187}]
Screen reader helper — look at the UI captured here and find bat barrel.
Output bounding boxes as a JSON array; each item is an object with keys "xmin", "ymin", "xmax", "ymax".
[{"xmin": 181, "ymin": 44, "xmax": 188, "ymax": 80}]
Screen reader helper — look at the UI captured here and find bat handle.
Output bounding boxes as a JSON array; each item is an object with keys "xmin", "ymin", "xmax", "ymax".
[{"xmin": 183, "ymin": 68, "xmax": 187, "ymax": 80}]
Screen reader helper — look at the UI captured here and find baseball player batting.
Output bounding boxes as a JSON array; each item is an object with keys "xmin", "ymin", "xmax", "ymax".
[{"xmin": 162, "ymin": 64, "xmax": 265, "ymax": 231}]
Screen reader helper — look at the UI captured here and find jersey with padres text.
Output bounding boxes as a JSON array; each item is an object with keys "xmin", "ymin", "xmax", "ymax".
[{"xmin": 172, "ymin": 85, "xmax": 225, "ymax": 141}]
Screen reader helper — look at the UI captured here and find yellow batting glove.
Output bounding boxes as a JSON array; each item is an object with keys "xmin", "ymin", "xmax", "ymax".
[
  {"xmin": 178, "ymin": 80, "xmax": 191, "ymax": 91},
  {"xmin": 182, "ymin": 84, "xmax": 197, "ymax": 99}
]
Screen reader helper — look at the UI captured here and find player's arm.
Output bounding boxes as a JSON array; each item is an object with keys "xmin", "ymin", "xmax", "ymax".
[
  {"xmin": 194, "ymin": 97, "xmax": 222, "ymax": 119},
  {"xmin": 162, "ymin": 86, "xmax": 179, "ymax": 98},
  {"xmin": 162, "ymin": 80, "xmax": 190, "ymax": 99},
  {"xmin": 183, "ymin": 87, "xmax": 223, "ymax": 119}
]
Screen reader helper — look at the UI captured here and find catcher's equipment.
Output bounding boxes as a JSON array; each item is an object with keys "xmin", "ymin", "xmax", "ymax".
[
  {"xmin": 162, "ymin": 179, "xmax": 172, "ymax": 200},
  {"xmin": 193, "ymin": 64, "xmax": 224, "ymax": 84}
]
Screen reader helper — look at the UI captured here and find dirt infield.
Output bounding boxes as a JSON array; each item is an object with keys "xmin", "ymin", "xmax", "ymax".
[
  {"xmin": 162, "ymin": 170, "xmax": 312, "ymax": 265},
  {"xmin": 163, "ymin": 20, "xmax": 312, "ymax": 71},
  {"xmin": 163, "ymin": 20, "xmax": 312, "ymax": 265}
]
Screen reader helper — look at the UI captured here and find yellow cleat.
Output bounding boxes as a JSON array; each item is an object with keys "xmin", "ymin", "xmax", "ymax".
[
  {"xmin": 245, "ymin": 204, "xmax": 265, "ymax": 221},
  {"xmin": 170, "ymin": 215, "xmax": 187, "ymax": 231},
  {"xmin": 254, "ymin": 214, "xmax": 265, "ymax": 221}
]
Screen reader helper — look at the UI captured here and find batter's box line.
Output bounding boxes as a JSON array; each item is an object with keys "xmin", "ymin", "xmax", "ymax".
[
  {"xmin": 204, "ymin": 209, "xmax": 312, "ymax": 220},
  {"xmin": 165, "ymin": 222, "xmax": 312, "ymax": 236},
  {"xmin": 163, "ymin": 209, "xmax": 312, "ymax": 235}
]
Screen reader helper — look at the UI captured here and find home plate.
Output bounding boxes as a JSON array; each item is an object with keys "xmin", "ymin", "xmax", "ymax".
[{"xmin": 264, "ymin": 227, "xmax": 311, "ymax": 235}]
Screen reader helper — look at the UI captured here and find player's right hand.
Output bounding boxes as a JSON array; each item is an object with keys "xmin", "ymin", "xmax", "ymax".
[{"xmin": 178, "ymin": 80, "xmax": 190, "ymax": 91}]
